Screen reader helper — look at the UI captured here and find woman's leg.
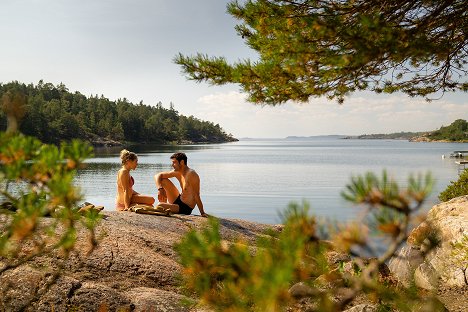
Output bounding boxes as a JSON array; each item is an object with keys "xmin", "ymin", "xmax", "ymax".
[
  {"xmin": 131, "ymin": 194, "xmax": 155, "ymax": 206},
  {"xmin": 155, "ymin": 202, "xmax": 180, "ymax": 213}
]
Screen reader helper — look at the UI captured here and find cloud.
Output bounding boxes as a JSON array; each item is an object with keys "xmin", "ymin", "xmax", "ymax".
[{"xmin": 193, "ymin": 91, "xmax": 468, "ymax": 138}]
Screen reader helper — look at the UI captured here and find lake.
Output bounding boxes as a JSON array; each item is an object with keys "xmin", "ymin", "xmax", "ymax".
[{"xmin": 74, "ymin": 137, "xmax": 466, "ymax": 224}]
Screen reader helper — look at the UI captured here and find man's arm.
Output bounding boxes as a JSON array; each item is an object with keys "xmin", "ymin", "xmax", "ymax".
[
  {"xmin": 155, "ymin": 171, "xmax": 178, "ymax": 187},
  {"xmin": 192, "ymin": 172, "xmax": 207, "ymax": 217}
]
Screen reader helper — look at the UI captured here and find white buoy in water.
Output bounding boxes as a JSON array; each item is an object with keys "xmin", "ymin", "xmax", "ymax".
[{"xmin": 442, "ymin": 154, "xmax": 445, "ymax": 159}]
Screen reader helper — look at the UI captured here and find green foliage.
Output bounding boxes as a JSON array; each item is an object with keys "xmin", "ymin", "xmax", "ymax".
[
  {"xmin": 0, "ymin": 132, "xmax": 98, "ymax": 273},
  {"xmin": 428, "ymin": 119, "xmax": 468, "ymax": 142},
  {"xmin": 0, "ymin": 81, "xmax": 236, "ymax": 145},
  {"xmin": 355, "ymin": 131, "xmax": 424, "ymax": 140},
  {"xmin": 439, "ymin": 169, "xmax": 468, "ymax": 201},
  {"xmin": 176, "ymin": 203, "xmax": 328, "ymax": 311},
  {"xmin": 342, "ymin": 171, "xmax": 433, "ymax": 213},
  {"xmin": 176, "ymin": 171, "xmax": 444, "ymax": 311},
  {"xmin": 175, "ymin": 0, "xmax": 467, "ymax": 104}
]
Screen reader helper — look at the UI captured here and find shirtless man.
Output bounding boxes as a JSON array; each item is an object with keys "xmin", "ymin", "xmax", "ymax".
[{"xmin": 154, "ymin": 152, "xmax": 208, "ymax": 217}]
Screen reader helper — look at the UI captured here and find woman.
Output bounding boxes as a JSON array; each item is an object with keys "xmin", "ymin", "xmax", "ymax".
[{"xmin": 116, "ymin": 149, "xmax": 155, "ymax": 211}]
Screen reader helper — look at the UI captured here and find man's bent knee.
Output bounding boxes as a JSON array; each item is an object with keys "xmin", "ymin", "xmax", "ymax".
[{"xmin": 154, "ymin": 173, "xmax": 170, "ymax": 183}]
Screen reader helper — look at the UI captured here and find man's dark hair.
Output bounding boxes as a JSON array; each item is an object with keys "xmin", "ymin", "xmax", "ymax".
[{"xmin": 171, "ymin": 152, "xmax": 187, "ymax": 165}]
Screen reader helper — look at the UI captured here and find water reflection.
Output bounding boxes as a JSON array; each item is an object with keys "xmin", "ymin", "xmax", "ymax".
[
  {"xmin": 93, "ymin": 143, "xmax": 223, "ymax": 156},
  {"xmin": 78, "ymin": 162, "xmax": 162, "ymax": 172}
]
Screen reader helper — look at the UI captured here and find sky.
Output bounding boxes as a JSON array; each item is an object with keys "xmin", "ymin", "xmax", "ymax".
[{"xmin": 0, "ymin": 0, "xmax": 467, "ymax": 138}]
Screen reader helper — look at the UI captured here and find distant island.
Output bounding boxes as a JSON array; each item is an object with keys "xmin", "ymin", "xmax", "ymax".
[
  {"xmin": 0, "ymin": 81, "xmax": 237, "ymax": 146},
  {"xmin": 344, "ymin": 132, "xmax": 423, "ymax": 140},
  {"xmin": 286, "ymin": 135, "xmax": 347, "ymax": 140},
  {"xmin": 345, "ymin": 119, "xmax": 468, "ymax": 143}
]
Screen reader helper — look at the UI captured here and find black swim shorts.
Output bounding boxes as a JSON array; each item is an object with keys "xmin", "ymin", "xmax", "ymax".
[{"xmin": 173, "ymin": 195, "xmax": 194, "ymax": 215}]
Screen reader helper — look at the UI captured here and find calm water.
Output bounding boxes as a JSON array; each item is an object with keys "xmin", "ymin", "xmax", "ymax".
[{"xmin": 74, "ymin": 137, "xmax": 466, "ymax": 224}]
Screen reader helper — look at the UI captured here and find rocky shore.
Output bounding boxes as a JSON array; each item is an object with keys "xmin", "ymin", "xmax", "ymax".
[
  {"xmin": 1, "ymin": 197, "xmax": 467, "ymax": 311},
  {"xmin": 88, "ymin": 137, "xmax": 239, "ymax": 148},
  {"xmin": 0, "ymin": 212, "xmax": 275, "ymax": 311},
  {"xmin": 407, "ymin": 135, "xmax": 466, "ymax": 143}
]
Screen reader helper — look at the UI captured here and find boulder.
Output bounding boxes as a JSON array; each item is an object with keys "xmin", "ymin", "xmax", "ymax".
[
  {"xmin": 289, "ymin": 282, "xmax": 317, "ymax": 299},
  {"xmin": 388, "ymin": 245, "xmax": 425, "ymax": 287},
  {"xmin": 389, "ymin": 195, "xmax": 468, "ymax": 290},
  {"xmin": 414, "ymin": 262, "xmax": 438, "ymax": 291}
]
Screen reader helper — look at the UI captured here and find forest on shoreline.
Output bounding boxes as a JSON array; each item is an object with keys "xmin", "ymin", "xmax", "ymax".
[
  {"xmin": 0, "ymin": 81, "xmax": 237, "ymax": 146},
  {"xmin": 346, "ymin": 119, "xmax": 468, "ymax": 142}
]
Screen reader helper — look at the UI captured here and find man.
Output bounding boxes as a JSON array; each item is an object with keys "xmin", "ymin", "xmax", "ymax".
[{"xmin": 154, "ymin": 152, "xmax": 208, "ymax": 217}]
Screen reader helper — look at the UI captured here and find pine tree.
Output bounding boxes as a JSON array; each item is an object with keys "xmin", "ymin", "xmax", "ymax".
[{"xmin": 175, "ymin": 0, "xmax": 467, "ymax": 104}]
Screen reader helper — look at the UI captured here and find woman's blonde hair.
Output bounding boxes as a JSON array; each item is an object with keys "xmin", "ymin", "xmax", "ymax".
[{"xmin": 120, "ymin": 149, "xmax": 137, "ymax": 165}]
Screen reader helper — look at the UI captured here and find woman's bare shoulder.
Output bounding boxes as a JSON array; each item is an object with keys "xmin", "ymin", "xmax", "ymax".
[{"xmin": 118, "ymin": 168, "xmax": 130, "ymax": 177}]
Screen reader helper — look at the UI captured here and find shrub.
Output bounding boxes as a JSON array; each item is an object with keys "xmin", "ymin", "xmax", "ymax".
[{"xmin": 439, "ymin": 169, "xmax": 468, "ymax": 202}]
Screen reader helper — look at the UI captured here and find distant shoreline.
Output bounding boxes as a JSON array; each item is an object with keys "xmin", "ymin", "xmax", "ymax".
[
  {"xmin": 345, "ymin": 119, "xmax": 468, "ymax": 143},
  {"xmin": 238, "ymin": 135, "xmax": 468, "ymax": 143},
  {"xmin": 90, "ymin": 137, "xmax": 239, "ymax": 148},
  {"xmin": 280, "ymin": 120, "xmax": 468, "ymax": 143},
  {"xmin": 343, "ymin": 135, "xmax": 468, "ymax": 143}
]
